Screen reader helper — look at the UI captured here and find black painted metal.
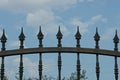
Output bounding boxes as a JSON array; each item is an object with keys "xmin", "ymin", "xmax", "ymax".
[
  {"xmin": 39, "ymin": 53, "xmax": 42, "ymax": 80},
  {"xmin": 0, "ymin": 27, "xmax": 120, "ymax": 80},
  {"xmin": 75, "ymin": 26, "xmax": 81, "ymax": 80},
  {"xmin": 0, "ymin": 29, "xmax": 7, "ymax": 80},
  {"xmin": 56, "ymin": 27, "xmax": 62, "ymax": 80},
  {"xmin": 56, "ymin": 26, "xmax": 63, "ymax": 48},
  {"xmin": 94, "ymin": 28, "xmax": 100, "ymax": 80},
  {"xmin": 19, "ymin": 27, "xmax": 25, "ymax": 49},
  {"xmin": 19, "ymin": 27, "xmax": 25, "ymax": 80},
  {"xmin": 37, "ymin": 26, "xmax": 44, "ymax": 47},
  {"xmin": 37, "ymin": 26, "xmax": 44, "ymax": 80},
  {"xmin": 19, "ymin": 54, "xmax": 23, "ymax": 80},
  {"xmin": 75, "ymin": 26, "xmax": 81, "ymax": 48},
  {"xmin": 113, "ymin": 30, "xmax": 119, "ymax": 80}
]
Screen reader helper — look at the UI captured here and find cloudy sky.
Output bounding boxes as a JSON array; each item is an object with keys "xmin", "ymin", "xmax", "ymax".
[{"xmin": 0, "ymin": 0, "xmax": 120, "ymax": 80}]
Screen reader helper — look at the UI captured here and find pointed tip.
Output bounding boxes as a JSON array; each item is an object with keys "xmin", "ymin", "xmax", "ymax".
[
  {"xmin": 37, "ymin": 26, "xmax": 44, "ymax": 40},
  {"xmin": 3, "ymin": 29, "xmax": 5, "ymax": 34},
  {"xmin": 58, "ymin": 26, "xmax": 62, "ymax": 34},
  {"xmin": 39, "ymin": 25, "xmax": 41, "ymax": 29},
  {"xmin": 19, "ymin": 27, "xmax": 25, "ymax": 41},
  {"xmin": 115, "ymin": 29, "xmax": 117, "ymax": 35},
  {"xmin": 96, "ymin": 27, "xmax": 98, "ymax": 33},
  {"xmin": 58, "ymin": 26, "xmax": 61, "ymax": 31},
  {"xmin": 1, "ymin": 29, "xmax": 7, "ymax": 43},
  {"xmin": 94, "ymin": 27, "xmax": 100, "ymax": 41},
  {"xmin": 75, "ymin": 26, "xmax": 81, "ymax": 40},
  {"xmin": 21, "ymin": 27, "xmax": 23, "ymax": 33},
  {"xmin": 77, "ymin": 26, "xmax": 79, "ymax": 32},
  {"xmin": 56, "ymin": 26, "xmax": 63, "ymax": 39},
  {"xmin": 113, "ymin": 29, "xmax": 119, "ymax": 43},
  {"xmin": 39, "ymin": 26, "xmax": 41, "ymax": 32}
]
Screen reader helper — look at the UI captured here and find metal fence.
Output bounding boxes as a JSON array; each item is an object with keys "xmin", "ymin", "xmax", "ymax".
[{"xmin": 0, "ymin": 27, "xmax": 120, "ymax": 80}]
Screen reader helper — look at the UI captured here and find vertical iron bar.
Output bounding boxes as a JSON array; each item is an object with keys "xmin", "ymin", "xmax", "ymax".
[
  {"xmin": 19, "ymin": 27, "xmax": 25, "ymax": 80},
  {"xmin": 114, "ymin": 56, "xmax": 118, "ymax": 80},
  {"xmin": 94, "ymin": 28, "xmax": 100, "ymax": 80},
  {"xmin": 75, "ymin": 26, "xmax": 81, "ymax": 80},
  {"xmin": 1, "ymin": 57, "xmax": 4, "ymax": 80},
  {"xmin": 19, "ymin": 54, "xmax": 23, "ymax": 80},
  {"xmin": 113, "ymin": 30, "xmax": 119, "ymax": 80},
  {"xmin": 77, "ymin": 53, "xmax": 80, "ymax": 80},
  {"xmin": 37, "ymin": 26, "xmax": 44, "ymax": 80},
  {"xmin": 39, "ymin": 53, "xmax": 42, "ymax": 80},
  {"xmin": 0, "ymin": 29, "xmax": 7, "ymax": 80},
  {"xmin": 58, "ymin": 52, "xmax": 62, "ymax": 80},
  {"xmin": 56, "ymin": 26, "xmax": 62, "ymax": 80},
  {"xmin": 96, "ymin": 54, "xmax": 100, "ymax": 80}
]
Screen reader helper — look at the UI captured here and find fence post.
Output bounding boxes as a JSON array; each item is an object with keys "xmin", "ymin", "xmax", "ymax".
[
  {"xmin": 75, "ymin": 26, "xmax": 81, "ymax": 80},
  {"xmin": 56, "ymin": 26, "xmax": 62, "ymax": 80},
  {"xmin": 94, "ymin": 28, "xmax": 100, "ymax": 80},
  {"xmin": 19, "ymin": 27, "xmax": 25, "ymax": 80},
  {"xmin": 37, "ymin": 26, "xmax": 44, "ymax": 80},
  {"xmin": 0, "ymin": 29, "xmax": 7, "ymax": 80},
  {"xmin": 113, "ymin": 30, "xmax": 119, "ymax": 80}
]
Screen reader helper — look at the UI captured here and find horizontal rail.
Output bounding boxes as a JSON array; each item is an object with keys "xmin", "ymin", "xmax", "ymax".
[{"xmin": 0, "ymin": 47, "xmax": 120, "ymax": 57}]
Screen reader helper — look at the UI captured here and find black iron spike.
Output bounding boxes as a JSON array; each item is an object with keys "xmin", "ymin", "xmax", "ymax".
[
  {"xmin": 113, "ymin": 30, "xmax": 119, "ymax": 46},
  {"xmin": 94, "ymin": 27, "xmax": 100, "ymax": 49},
  {"xmin": 75, "ymin": 26, "xmax": 81, "ymax": 40},
  {"xmin": 75, "ymin": 26, "xmax": 81, "ymax": 47},
  {"xmin": 56, "ymin": 26, "xmax": 63, "ymax": 40},
  {"xmin": 1, "ymin": 29, "xmax": 7, "ymax": 43},
  {"xmin": 1, "ymin": 29, "xmax": 7, "ymax": 51},
  {"xmin": 37, "ymin": 26, "xmax": 44, "ymax": 40},
  {"xmin": 19, "ymin": 27, "xmax": 25, "ymax": 49},
  {"xmin": 94, "ymin": 28, "xmax": 100, "ymax": 42},
  {"xmin": 19, "ymin": 27, "xmax": 25, "ymax": 41},
  {"xmin": 113, "ymin": 30, "xmax": 119, "ymax": 51},
  {"xmin": 37, "ymin": 26, "xmax": 44, "ymax": 47},
  {"xmin": 56, "ymin": 26, "xmax": 63, "ymax": 47}
]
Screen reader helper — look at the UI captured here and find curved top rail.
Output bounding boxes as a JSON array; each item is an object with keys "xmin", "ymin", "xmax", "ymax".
[{"xmin": 0, "ymin": 47, "xmax": 120, "ymax": 57}]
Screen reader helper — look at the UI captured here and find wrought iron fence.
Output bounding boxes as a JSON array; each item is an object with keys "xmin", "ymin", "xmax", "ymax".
[{"xmin": 0, "ymin": 26, "xmax": 120, "ymax": 80}]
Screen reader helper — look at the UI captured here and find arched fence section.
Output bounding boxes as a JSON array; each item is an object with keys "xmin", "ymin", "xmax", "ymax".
[{"xmin": 0, "ymin": 26, "xmax": 120, "ymax": 80}]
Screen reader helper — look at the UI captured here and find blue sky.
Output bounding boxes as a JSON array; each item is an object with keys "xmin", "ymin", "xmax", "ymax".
[{"xmin": 0, "ymin": 0, "xmax": 120, "ymax": 80}]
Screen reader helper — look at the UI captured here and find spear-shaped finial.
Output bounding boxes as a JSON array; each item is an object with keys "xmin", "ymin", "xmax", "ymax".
[
  {"xmin": 113, "ymin": 30, "xmax": 119, "ymax": 51},
  {"xmin": 19, "ymin": 27, "xmax": 25, "ymax": 49},
  {"xmin": 0, "ymin": 29, "xmax": 7, "ymax": 51},
  {"xmin": 75, "ymin": 26, "xmax": 81, "ymax": 47},
  {"xmin": 56, "ymin": 26, "xmax": 63, "ymax": 47},
  {"xmin": 37, "ymin": 26, "xmax": 44, "ymax": 47},
  {"xmin": 94, "ymin": 27, "xmax": 100, "ymax": 49}
]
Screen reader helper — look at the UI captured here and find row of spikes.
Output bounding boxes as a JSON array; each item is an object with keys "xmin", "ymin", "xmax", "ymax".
[{"xmin": 0, "ymin": 26, "xmax": 119, "ymax": 51}]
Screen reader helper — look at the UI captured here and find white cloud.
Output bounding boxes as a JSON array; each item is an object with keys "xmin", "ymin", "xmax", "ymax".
[
  {"xmin": 0, "ymin": 0, "xmax": 77, "ymax": 13},
  {"xmin": 11, "ymin": 56, "xmax": 55, "ymax": 78},
  {"xmin": 27, "ymin": 9, "xmax": 56, "ymax": 26},
  {"xmin": 27, "ymin": 9, "xmax": 70, "ymax": 35},
  {"xmin": 101, "ymin": 27, "xmax": 120, "ymax": 41},
  {"xmin": 0, "ymin": 0, "xmax": 96, "ymax": 36},
  {"xmin": 79, "ymin": 0, "xmax": 95, "ymax": 2},
  {"xmin": 9, "ymin": 41, "xmax": 19, "ymax": 47},
  {"xmin": 71, "ymin": 15, "xmax": 107, "ymax": 33}
]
